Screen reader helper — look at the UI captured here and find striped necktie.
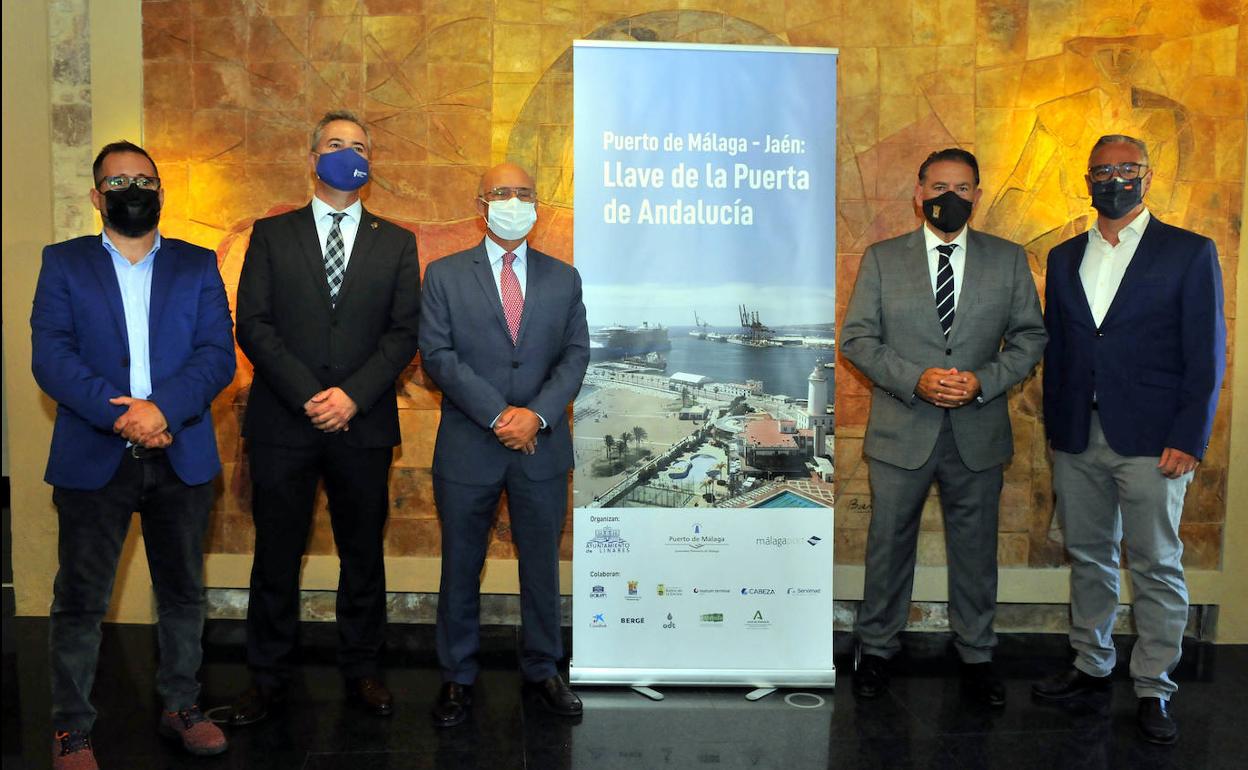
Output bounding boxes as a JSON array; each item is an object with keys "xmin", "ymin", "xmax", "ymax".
[
  {"xmin": 935, "ymin": 243, "xmax": 957, "ymax": 338},
  {"xmin": 324, "ymin": 212, "xmax": 347, "ymax": 307}
]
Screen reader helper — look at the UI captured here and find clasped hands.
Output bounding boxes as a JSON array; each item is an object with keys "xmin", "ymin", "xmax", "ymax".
[
  {"xmin": 916, "ymin": 368, "xmax": 980, "ymax": 409},
  {"xmin": 110, "ymin": 396, "xmax": 172, "ymax": 448},
  {"xmin": 495, "ymin": 405, "xmax": 540, "ymax": 455},
  {"xmin": 304, "ymin": 387, "xmax": 357, "ymax": 433}
]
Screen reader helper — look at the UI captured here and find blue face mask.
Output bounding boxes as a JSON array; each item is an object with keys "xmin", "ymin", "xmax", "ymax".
[{"xmin": 315, "ymin": 148, "xmax": 370, "ymax": 192}]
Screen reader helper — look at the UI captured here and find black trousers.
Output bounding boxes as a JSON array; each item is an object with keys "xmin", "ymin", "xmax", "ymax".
[
  {"xmin": 245, "ymin": 436, "xmax": 393, "ymax": 686},
  {"xmin": 50, "ymin": 451, "xmax": 214, "ymax": 732},
  {"xmin": 434, "ymin": 464, "xmax": 567, "ymax": 685}
]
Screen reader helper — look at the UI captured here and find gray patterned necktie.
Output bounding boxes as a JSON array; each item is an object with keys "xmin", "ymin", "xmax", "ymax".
[
  {"xmin": 935, "ymin": 243, "xmax": 957, "ymax": 338},
  {"xmin": 324, "ymin": 212, "xmax": 347, "ymax": 306}
]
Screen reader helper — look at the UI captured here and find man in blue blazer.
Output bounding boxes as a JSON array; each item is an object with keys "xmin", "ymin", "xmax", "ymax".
[
  {"xmin": 31, "ymin": 141, "xmax": 235, "ymax": 769},
  {"xmin": 420, "ymin": 162, "xmax": 589, "ymax": 726},
  {"xmin": 1033, "ymin": 135, "xmax": 1226, "ymax": 745}
]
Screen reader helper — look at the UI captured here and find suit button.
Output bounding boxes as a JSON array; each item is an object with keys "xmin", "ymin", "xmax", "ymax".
[
  {"xmin": 945, "ymin": 348, "xmax": 952, "ymax": 355},
  {"xmin": 1096, "ymin": 331, "xmax": 1103, "ymax": 337},
  {"xmin": 512, "ymin": 361, "xmax": 520, "ymax": 369},
  {"xmin": 121, "ymin": 357, "xmax": 129, "ymax": 368}
]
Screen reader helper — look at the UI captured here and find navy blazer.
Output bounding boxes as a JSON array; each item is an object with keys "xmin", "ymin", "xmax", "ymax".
[
  {"xmin": 419, "ymin": 242, "xmax": 590, "ymax": 483},
  {"xmin": 31, "ymin": 235, "xmax": 236, "ymax": 490},
  {"xmin": 1042, "ymin": 216, "xmax": 1226, "ymax": 459}
]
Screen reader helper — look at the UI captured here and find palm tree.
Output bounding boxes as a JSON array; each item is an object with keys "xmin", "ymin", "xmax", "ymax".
[
  {"xmin": 618, "ymin": 433, "xmax": 631, "ymax": 460},
  {"xmin": 603, "ymin": 434, "xmax": 615, "ymax": 458},
  {"xmin": 632, "ymin": 426, "xmax": 647, "ymax": 446}
]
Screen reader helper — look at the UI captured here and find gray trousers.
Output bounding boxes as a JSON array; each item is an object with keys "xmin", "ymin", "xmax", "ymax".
[
  {"xmin": 856, "ymin": 414, "xmax": 1003, "ymax": 663},
  {"xmin": 1054, "ymin": 414, "xmax": 1192, "ymax": 700}
]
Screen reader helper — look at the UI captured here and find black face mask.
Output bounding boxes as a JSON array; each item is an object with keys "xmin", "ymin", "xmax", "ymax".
[
  {"xmin": 1090, "ymin": 178, "xmax": 1143, "ymax": 220},
  {"xmin": 102, "ymin": 186, "xmax": 161, "ymax": 237},
  {"xmin": 922, "ymin": 190, "xmax": 973, "ymax": 234}
]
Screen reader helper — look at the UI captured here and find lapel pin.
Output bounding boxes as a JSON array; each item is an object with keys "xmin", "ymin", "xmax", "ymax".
[{"xmin": 370, "ymin": 221, "xmax": 379, "ymax": 229}]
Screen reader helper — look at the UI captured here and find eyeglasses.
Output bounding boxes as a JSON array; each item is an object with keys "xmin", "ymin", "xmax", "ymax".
[
  {"xmin": 481, "ymin": 186, "xmax": 536, "ymax": 203},
  {"xmin": 1087, "ymin": 162, "xmax": 1147, "ymax": 182},
  {"xmin": 98, "ymin": 174, "xmax": 161, "ymax": 191}
]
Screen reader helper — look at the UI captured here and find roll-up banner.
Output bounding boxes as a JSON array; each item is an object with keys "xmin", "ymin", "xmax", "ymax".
[{"xmin": 571, "ymin": 40, "xmax": 838, "ymax": 688}]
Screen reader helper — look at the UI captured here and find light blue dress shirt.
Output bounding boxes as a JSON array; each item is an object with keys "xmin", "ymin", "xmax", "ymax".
[
  {"xmin": 102, "ymin": 230, "xmax": 161, "ymax": 400},
  {"xmin": 311, "ymin": 195, "xmax": 363, "ymax": 267}
]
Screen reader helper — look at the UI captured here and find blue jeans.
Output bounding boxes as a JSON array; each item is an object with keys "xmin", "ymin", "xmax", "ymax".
[{"xmin": 49, "ymin": 450, "xmax": 214, "ymax": 732}]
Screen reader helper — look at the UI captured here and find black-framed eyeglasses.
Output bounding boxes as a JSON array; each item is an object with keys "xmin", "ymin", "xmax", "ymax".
[
  {"xmin": 98, "ymin": 174, "xmax": 161, "ymax": 191},
  {"xmin": 1088, "ymin": 162, "xmax": 1147, "ymax": 182},
  {"xmin": 481, "ymin": 186, "xmax": 536, "ymax": 203}
]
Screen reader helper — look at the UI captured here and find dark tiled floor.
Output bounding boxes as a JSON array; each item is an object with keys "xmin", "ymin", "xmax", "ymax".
[{"xmin": 3, "ymin": 618, "xmax": 1247, "ymax": 769}]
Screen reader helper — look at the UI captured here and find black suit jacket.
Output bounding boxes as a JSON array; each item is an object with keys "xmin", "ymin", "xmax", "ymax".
[{"xmin": 236, "ymin": 203, "xmax": 421, "ymax": 449}]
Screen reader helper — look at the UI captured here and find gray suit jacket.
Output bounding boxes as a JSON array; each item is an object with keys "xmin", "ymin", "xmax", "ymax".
[
  {"xmin": 419, "ymin": 241, "xmax": 590, "ymax": 483},
  {"xmin": 840, "ymin": 226, "xmax": 1046, "ymax": 471}
]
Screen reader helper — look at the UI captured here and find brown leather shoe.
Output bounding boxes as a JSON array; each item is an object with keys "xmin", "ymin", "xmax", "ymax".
[
  {"xmin": 348, "ymin": 676, "xmax": 394, "ymax": 716},
  {"xmin": 431, "ymin": 682, "xmax": 473, "ymax": 728},
  {"xmin": 526, "ymin": 675, "xmax": 583, "ymax": 716}
]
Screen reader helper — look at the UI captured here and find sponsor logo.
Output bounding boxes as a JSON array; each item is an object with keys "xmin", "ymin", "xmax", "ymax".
[
  {"xmin": 591, "ymin": 612, "xmax": 607, "ymax": 628},
  {"xmin": 692, "ymin": 586, "xmax": 731, "ymax": 595},
  {"xmin": 590, "ymin": 585, "xmax": 606, "ymax": 598},
  {"xmin": 656, "ymin": 584, "xmax": 684, "ymax": 597},
  {"xmin": 666, "ymin": 523, "xmax": 728, "ymax": 553},
  {"xmin": 619, "ymin": 617, "xmax": 645, "ymax": 625},
  {"xmin": 625, "ymin": 580, "xmax": 640, "ymax": 601},
  {"xmin": 746, "ymin": 610, "xmax": 771, "ymax": 629},
  {"xmin": 662, "ymin": 612, "xmax": 676, "ymax": 629},
  {"xmin": 740, "ymin": 587, "xmax": 776, "ymax": 595},
  {"xmin": 786, "ymin": 587, "xmax": 823, "ymax": 596},
  {"xmin": 754, "ymin": 534, "xmax": 826, "ymax": 548},
  {"xmin": 699, "ymin": 613, "xmax": 724, "ymax": 625},
  {"xmin": 585, "ymin": 525, "xmax": 630, "ymax": 554}
]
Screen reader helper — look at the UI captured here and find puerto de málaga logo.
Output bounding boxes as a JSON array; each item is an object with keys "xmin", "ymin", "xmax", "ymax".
[{"xmin": 585, "ymin": 523, "xmax": 630, "ymax": 554}]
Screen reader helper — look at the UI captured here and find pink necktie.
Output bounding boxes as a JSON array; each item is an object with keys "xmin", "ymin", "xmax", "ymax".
[{"xmin": 500, "ymin": 251, "xmax": 524, "ymax": 344}]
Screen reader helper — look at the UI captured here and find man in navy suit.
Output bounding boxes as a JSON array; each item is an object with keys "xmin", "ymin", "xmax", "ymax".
[
  {"xmin": 230, "ymin": 111, "xmax": 421, "ymax": 724},
  {"xmin": 420, "ymin": 162, "xmax": 589, "ymax": 726},
  {"xmin": 1033, "ymin": 135, "xmax": 1226, "ymax": 744},
  {"xmin": 31, "ymin": 141, "xmax": 235, "ymax": 769}
]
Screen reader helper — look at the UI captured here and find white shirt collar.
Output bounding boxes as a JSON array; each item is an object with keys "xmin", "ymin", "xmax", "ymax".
[
  {"xmin": 311, "ymin": 195, "xmax": 363, "ymax": 222},
  {"xmin": 484, "ymin": 236, "xmax": 528, "ymax": 266},
  {"xmin": 1089, "ymin": 207, "xmax": 1150, "ymax": 246},
  {"xmin": 922, "ymin": 222, "xmax": 969, "ymax": 254}
]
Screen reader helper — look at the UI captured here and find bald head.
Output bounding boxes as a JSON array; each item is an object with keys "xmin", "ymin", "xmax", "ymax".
[{"xmin": 478, "ymin": 162, "xmax": 535, "ymax": 197}]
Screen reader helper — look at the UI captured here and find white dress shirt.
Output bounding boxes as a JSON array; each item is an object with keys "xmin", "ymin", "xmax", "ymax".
[
  {"xmin": 923, "ymin": 223, "xmax": 968, "ymax": 311},
  {"xmin": 311, "ymin": 195, "xmax": 363, "ymax": 268},
  {"xmin": 483, "ymin": 236, "xmax": 528, "ymax": 300},
  {"xmin": 1080, "ymin": 208, "xmax": 1151, "ymax": 326}
]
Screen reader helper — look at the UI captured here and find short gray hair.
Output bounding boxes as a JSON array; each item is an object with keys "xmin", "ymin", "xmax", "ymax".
[
  {"xmin": 1090, "ymin": 134, "xmax": 1150, "ymax": 166},
  {"xmin": 310, "ymin": 110, "xmax": 370, "ymax": 151}
]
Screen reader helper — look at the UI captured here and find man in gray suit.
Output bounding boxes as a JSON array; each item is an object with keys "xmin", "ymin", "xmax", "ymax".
[
  {"xmin": 841, "ymin": 148, "xmax": 1046, "ymax": 705},
  {"xmin": 419, "ymin": 162, "xmax": 590, "ymax": 727}
]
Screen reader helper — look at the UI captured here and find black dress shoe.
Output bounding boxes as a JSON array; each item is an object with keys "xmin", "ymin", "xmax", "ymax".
[
  {"xmin": 527, "ymin": 675, "xmax": 583, "ymax": 716},
  {"xmin": 1031, "ymin": 667, "xmax": 1111, "ymax": 701},
  {"xmin": 348, "ymin": 677, "xmax": 393, "ymax": 716},
  {"xmin": 852, "ymin": 654, "xmax": 889, "ymax": 699},
  {"xmin": 431, "ymin": 682, "xmax": 473, "ymax": 728},
  {"xmin": 961, "ymin": 662, "xmax": 1006, "ymax": 708},
  {"xmin": 228, "ymin": 684, "xmax": 286, "ymax": 726},
  {"xmin": 1137, "ymin": 697, "xmax": 1178, "ymax": 744}
]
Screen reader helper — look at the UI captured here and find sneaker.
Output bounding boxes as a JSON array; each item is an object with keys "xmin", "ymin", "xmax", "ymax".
[
  {"xmin": 158, "ymin": 705, "xmax": 229, "ymax": 756},
  {"xmin": 52, "ymin": 730, "xmax": 98, "ymax": 770}
]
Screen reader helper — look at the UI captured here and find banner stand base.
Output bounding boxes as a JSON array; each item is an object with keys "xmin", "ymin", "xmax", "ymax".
[{"xmin": 631, "ymin": 685, "xmax": 665, "ymax": 701}]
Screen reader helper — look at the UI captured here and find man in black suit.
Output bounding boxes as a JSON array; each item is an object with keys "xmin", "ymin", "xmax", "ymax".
[
  {"xmin": 230, "ymin": 111, "xmax": 421, "ymax": 724},
  {"xmin": 420, "ymin": 162, "xmax": 589, "ymax": 726}
]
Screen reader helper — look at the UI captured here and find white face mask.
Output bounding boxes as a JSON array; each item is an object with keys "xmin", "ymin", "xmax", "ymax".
[{"xmin": 484, "ymin": 197, "xmax": 537, "ymax": 241}]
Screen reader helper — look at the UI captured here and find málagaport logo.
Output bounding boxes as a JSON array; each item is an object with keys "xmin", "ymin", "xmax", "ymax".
[
  {"xmin": 699, "ymin": 612, "xmax": 724, "ymax": 626},
  {"xmin": 585, "ymin": 517, "xmax": 630, "ymax": 554},
  {"xmin": 745, "ymin": 610, "xmax": 771, "ymax": 629},
  {"xmin": 740, "ymin": 587, "xmax": 776, "ymax": 596},
  {"xmin": 667, "ymin": 523, "xmax": 728, "ymax": 554},
  {"xmin": 755, "ymin": 534, "xmax": 826, "ymax": 548},
  {"xmin": 591, "ymin": 612, "xmax": 607, "ymax": 628}
]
